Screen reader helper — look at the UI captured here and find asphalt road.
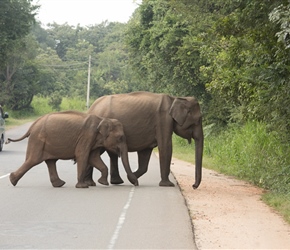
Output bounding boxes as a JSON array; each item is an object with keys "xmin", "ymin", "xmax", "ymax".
[{"xmin": 0, "ymin": 123, "xmax": 197, "ymax": 249}]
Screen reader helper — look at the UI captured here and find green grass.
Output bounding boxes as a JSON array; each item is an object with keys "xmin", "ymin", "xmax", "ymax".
[
  {"xmin": 172, "ymin": 121, "xmax": 290, "ymax": 224},
  {"xmin": 5, "ymin": 116, "xmax": 37, "ymax": 130},
  {"xmin": 5, "ymin": 96, "xmax": 88, "ymax": 130},
  {"xmin": 262, "ymin": 193, "xmax": 290, "ymax": 224},
  {"xmin": 32, "ymin": 95, "xmax": 87, "ymax": 115}
]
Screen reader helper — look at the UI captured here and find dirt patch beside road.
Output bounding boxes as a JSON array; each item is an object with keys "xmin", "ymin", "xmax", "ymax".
[{"xmin": 170, "ymin": 157, "xmax": 290, "ymax": 249}]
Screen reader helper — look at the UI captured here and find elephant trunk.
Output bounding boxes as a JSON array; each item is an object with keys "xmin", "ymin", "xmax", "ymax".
[
  {"xmin": 192, "ymin": 121, "xmax": 204, "ymax": 189},
  {"xmin": 120, "ymin": 146, "xmax": 139, "ymax": 186}
]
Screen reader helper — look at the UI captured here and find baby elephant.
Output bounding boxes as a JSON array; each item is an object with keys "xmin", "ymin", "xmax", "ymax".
[{"xmin": 6, "ymin": 111, "xmax": 138, "ymax": 188}]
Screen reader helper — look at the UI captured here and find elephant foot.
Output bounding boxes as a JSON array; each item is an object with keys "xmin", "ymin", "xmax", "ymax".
[
  {"xmin": 127, "ymin": 174, "xmax": 139, "ymax": 186},
  {"xmin": 85, "ymin": 179, "xmax": 96, "ymax": 186},
  {"xmin": 10, "ymin": 172, "xmax": 18, "ymax": 186},
  {"xmin": 110, "ymin": 176, "xmax": 124, "ymax": 185},
  {"xmin": 75, "ymin": 182, "xmax": 89, "ymax": 188},
  {"xmin": 98, "ymin": 177, "xmax": 109, "ymax": 186},
  {"xmin": 52, "ymin": 179, "xmax": 66, "ymax": 188},
  {"xmin": 159, "ymin": 179, "xmax": 175, "ymax": 187}
]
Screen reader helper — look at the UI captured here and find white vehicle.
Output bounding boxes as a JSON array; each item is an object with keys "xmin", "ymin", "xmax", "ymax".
[{"xmin": 0, "ymin": 106, "xmax": 9, "ymax": 151}]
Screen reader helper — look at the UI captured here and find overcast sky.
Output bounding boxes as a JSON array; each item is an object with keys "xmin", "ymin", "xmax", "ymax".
[{"xmin": 33, "ymin": 0, "xmax": 141, "ymax": 26}]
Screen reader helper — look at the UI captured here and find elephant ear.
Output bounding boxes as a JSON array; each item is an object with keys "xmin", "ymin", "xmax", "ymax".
[
  {"xmin": 169, "ymin": 98, "xmax": 189, "ymax": 126},
  {"xmin": 97, "ymin": 119, "xmax": 111, "ymax": 139}
]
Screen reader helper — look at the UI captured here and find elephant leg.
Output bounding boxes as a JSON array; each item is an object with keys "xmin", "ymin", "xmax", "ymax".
[
  {"xmin": 83, "ymin": 166, "xmax": 96, "ymax": 186},
  {"xmin": 84, "ymin": 148, "xmax": 106, "ymax": 186},
  {"xmin": 108, "ymin": 151, "xmax": 124, "ymax": 185},
  {"xmin": 89, "ymin": 150, "xmax": 109, "ymax": 186},
  {"xmin": 158, "ymin": 143, "xmax": 175, "ymax": 187},
  {"xmin": 134, "ymin": 148, "xmax": 153, "ymax": 178},
  {"xmin": 75, "ymin": 157, "xmax": 90, "ymax": 188},
  {"xmin": 45, "ymin": 159, "xmax": 65, "ymax": 187},
  {"xmin": 10, "ymin": 158, "xmax": 41, "ymax": 186}
]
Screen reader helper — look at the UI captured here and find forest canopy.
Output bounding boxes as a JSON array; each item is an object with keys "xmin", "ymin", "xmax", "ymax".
[{"xmin": 0, "ymin": 0, "xmax": 289, "ymax": 139}]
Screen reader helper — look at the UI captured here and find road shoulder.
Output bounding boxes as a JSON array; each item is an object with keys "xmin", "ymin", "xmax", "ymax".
[{"xmin": 170, "ymin": 157, "xmax": 290, "ymax": 249}]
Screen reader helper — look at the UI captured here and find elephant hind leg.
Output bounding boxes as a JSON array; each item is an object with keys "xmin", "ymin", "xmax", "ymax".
[
  {"xmin": 10, "ymin": 172, "xmax": 21, "ymax": 186},
  {"xmin": 89, "ymin": 150, "xmax": 109, "ymax": 186},
  {"xmin": 10, "ymin": 158, "xmax": 42, "ymax": 186},
  {"xmin": 45, "ymin": 159, "xmax": 66, "ymax": 187},
  {"xmin": 83, "ymin": 148, "xmax": 106, "ymax": 186}
]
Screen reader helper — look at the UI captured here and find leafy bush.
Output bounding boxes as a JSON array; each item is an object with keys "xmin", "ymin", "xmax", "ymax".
[
  {"xmin": 31, "ymin": 96, "xmax": 86, "ymax": 115},
  {"xmin": 173, "ymin": 121, "xmax": 290, "ymax": 223},
  {"xmin": 173, "ymin": 121, "xmax": 290, "ymax": 193},
  {"xmin": 203, "ymin": 122, "xmax": 289, "ymax": 194},
  {"xmin": 31, "ymin": 95, "xmax": 54, "ymax": 115},
  {"xmin": 5, "ymin": 96, "xmax": 88, "ymax": 130},
  {"xmin": 48, "ymin": 92, "xmax": 62, "ymax": 111},
  {"xmin": 60, "ymin": 97, "xmax": 87, "ymax": 111}
]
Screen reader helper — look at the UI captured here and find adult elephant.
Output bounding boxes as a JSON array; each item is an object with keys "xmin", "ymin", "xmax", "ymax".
[{"xmin": 87, "ymin": 91, "xmax": 204, "ymax": 189}]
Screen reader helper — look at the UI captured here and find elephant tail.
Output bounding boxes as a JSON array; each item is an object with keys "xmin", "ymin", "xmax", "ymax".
[
  {"xmin": 6, "ymin": 116, "xmax": 43, "ymax": 144},
  {"xmin": 5, "ymin": 130, "xmax": 31, "ymax": 144}
]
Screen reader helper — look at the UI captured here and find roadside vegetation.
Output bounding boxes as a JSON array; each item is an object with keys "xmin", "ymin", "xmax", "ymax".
[
  {"xmin": 2, "ymin": 0, "xmax": 289, "ymax": 224},
  {"xmin": 173, "ymin": 125, "xmax": 290, "ymax": 224},
  {"xmin": 5, "ymin": 96, "xmax": 86, "ymax": 129}
]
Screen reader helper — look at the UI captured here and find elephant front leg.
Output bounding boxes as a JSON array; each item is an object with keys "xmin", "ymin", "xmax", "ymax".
[
  {"xmin": 75, "ymin": 158, "xmax": 90, "ymax": 188},
  {"xmin": 45, "ymin": 159, "xmax": 66, "ymax": 187},
  {"xmin": 158, "ymin": 143, "xmax": 175, "ymax": 187},
  {"xmin": 83, "ymin": 166, "xmax": 96, "ymax": 186},
  {"xmin": 108, "ymin": 151, "xmax": 124, "ymax": 185}
]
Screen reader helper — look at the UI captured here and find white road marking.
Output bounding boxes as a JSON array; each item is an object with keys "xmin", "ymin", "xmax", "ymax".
[
  {"xmin": 0, "ymin": 173, "xmax": 10, "ymax": 179},
  {"xmin": 107, "ymin": 186, "xmax": 135, "ymax": 250}
]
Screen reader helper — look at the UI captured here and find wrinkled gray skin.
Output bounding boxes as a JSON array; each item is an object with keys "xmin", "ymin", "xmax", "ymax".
[
  {"xmin": 7, "ymin": 111, "xmax": 138, "ymax": 188},
  {"xmin": 87, "ymin": 91, "xmax": 204, "ymax": 189}
]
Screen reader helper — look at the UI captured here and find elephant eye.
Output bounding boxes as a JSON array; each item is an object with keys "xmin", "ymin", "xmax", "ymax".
[{"xmin": 118, "ymin": 135, "xmax": 124, "ymax": 142}]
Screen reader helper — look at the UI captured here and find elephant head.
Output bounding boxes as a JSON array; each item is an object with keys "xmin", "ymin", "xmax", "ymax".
[
  {"xmin": 97, "ymin": 118, "xmax": 138, "ymax": 186},
  {"xmin": 169, "ymin": 97, "xmax": 204, "ymax": 189}
]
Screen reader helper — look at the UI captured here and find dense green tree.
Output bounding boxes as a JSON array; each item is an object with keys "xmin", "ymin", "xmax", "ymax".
[
  {"xmin": 0, "ymin": 34, "xmax": 41, "ymax": 109},
  {"xmin": 0, "ymin": 0, "xmax": 39, "ymax": 109},
  {"xmin": 124, "ymin": 0, "xmax": 290, "ymax": 138},
  {"xmin": 200, "ymin": 0, "xmax": 290, "ymax": 135},
  {"xmin": 0, "ymin": 0, "xmax": 38, "ymax": 65},
  {"xmin": 125, "ymin": 0, "xmax": 211, "ymax": 99},
  {"xmin": 32, "ymin": 22, "xmax": 56, "ymax": 50},
  {"xmin": 32, "ymin": 23, "xmax": 89, "ymax": 98},
  {"xmin": 44, "ymin": 23, "xmax": 83, "ymax": 60},
  {"xmin": 2, "ymin": 0, "xmax": 289, "ymax": 138},
  {"xmin": 35, "ymin": 47, "xmax": 64, "ymax": 96},
  {"xmin": 270, "ymin": 1, "xmax": 290, "ymax": 48},
  {"xmin": 31, "ymin": 20, "xmax": 136, "ymax": 100}
]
